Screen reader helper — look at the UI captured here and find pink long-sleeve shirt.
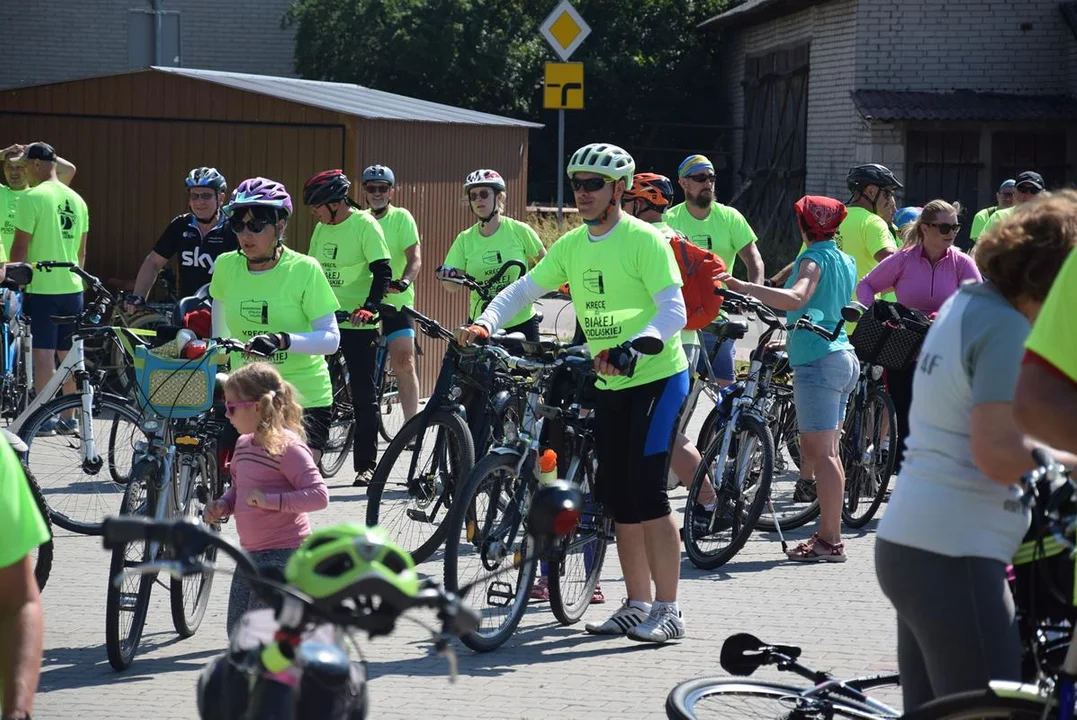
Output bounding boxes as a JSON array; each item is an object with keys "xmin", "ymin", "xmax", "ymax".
[
  {"xmin": 219, "ymin": 430, "xmax": 329, "ymax": 552},
  {"xmin": 855, "ymin": 244, "xmax": 982, "ymax": 314}
]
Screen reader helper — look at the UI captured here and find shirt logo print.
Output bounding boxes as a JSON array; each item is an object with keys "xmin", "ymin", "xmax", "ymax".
[
  {"xmin": 692, "ymin": 234, "xmax": 713, "ymax": 251},
  {"xmin": 240, "ymin": 300, "xmax": 269, "ymax": 325},
  {"xmin": 57, "ymin": 200, "xmax": 76, "ymax": 232},
  {"xmin": 482, "ymin": 250, "xmax": 504, "ymax": 265},
  {"xmin": 582, "ymin": 269, "xmax": 605, "ymax": 295},
  {"xmin": 324, "ymin": 243, "xmax": 339, "ymax": 260}
]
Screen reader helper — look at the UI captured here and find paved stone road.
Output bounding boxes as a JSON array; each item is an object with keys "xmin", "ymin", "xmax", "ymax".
[{"xmin": 32, "ymin": 328, "xmax": 900, "ymax": 720}]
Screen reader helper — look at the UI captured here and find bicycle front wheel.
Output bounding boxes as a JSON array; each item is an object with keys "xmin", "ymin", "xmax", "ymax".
[
  {"xmin": 20, "ymin": 393, "xmax": 148, "ymax": 535},
  {"xmin": 666, "ymin": 678, "xmax": 882, "ymax": 720},
  {"xmin": 170, "ymin": 459, "xmax": 217, "ymax": 638},
  {"xmin": 841, "ymin": 387, "xmax": 897, "ymax": 529},
  {"xmin": 318, "ymin": 353, "xmax": 354, "ymax": 478},
  {"xmin": 105, "ymin": 462, "xmax": 158, "ymax": 670}
]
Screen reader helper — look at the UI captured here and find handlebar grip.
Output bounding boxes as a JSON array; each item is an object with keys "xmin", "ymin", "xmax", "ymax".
[
  {"xmin": 717, "ymin": 287, "xmax": 751, "ymax": 305},
  {"xmin": 102, "ymin": 515, "xmax": 158, "ymax": 550}
]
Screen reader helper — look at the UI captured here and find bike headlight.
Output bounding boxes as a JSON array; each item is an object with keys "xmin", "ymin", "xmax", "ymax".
[{"xmin": 871, "ymin": 365, "xmax": 884, "ymax": 381}]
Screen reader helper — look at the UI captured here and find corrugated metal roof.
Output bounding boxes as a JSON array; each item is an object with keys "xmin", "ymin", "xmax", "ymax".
[
  {"xmin": 698, "ymin": 0, "xmax": 831, "ymax": 30},
  {"xmin": 852, "ymin": 89, "xmax": 1077, "ymax": 122},
  {"xmin": 151, "ymin": 66, "xmax": 543, "ymax": 128}
]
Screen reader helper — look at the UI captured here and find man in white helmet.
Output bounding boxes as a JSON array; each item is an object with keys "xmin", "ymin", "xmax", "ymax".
[{"xmin": 455, "ymin": 143, "xmax": 691, "ymax": 643}]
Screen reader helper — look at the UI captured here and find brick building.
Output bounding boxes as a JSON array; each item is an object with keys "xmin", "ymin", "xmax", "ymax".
[
  {"xmin": 701, "ymin": 0, "xmax": 1077, "ymax": 255},
  {"xmin": 0, "ymin": 0, "xmax": 296, "ymax": 89}
]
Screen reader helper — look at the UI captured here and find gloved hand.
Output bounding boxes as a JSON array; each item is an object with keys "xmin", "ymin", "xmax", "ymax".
[
  {"xmin": 350, "ymin": 303, "xmax": 379, "ymax": 326},
  {"xmin": 388, "ymin": 278, "xmax": 411, "ymax": 294},
  {"xmin": 595, "ymin": 343, "xmax": 640, "ymax": 377},
  {"xmin": 436, "ymin": 266, "xmax": 462, "ymax": 281},
  {"xmin": 453, "ymin": 324, "xmax": 490, "ymax": 346},
  {"xmin": 246, "ymin": 332, "xmax": 289, "ymax": 357},
  {"xmin": 123, "ymin": 293, "xmax": 146, "ymax": 315}
]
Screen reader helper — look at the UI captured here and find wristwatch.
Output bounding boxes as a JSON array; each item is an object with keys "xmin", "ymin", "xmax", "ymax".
[{"xmin": 398, "ymin": 278, "xmax": 412, "ymax": 290}]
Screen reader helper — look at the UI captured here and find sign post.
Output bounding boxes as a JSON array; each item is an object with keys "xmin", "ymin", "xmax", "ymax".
[{"xmin": 539, "ymin": 0, "xmax": 590, "ymax": 229}]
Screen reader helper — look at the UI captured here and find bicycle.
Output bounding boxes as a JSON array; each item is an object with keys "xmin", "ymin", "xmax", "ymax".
[
  {"xmin": 105, "ymin": 336, "xmax": 255, "ymax": 670},
  {"xmin": 443, "ymin": 335, "xmax": 660, "ymax": 652},
  {"xmin": 98, "ymin": 481, "xmax": 584, "ymax": 718},
  {"xmin": 0, "ymin": 274, "xmax": 33, "ymax": 419},
  {"xmin": 2, "ymin": 426, "xmax": 54, "ymax": 592},
  {"xmin": 665, "ymin": 632, "xmax": 901, "ymax": 719}
]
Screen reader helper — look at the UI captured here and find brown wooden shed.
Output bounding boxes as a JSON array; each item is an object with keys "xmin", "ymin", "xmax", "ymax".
[{"xmin": 0, "ymin": 66, "xmax": 541, "ymax": 392}]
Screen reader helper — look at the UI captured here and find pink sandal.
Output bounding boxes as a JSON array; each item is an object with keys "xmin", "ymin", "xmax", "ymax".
[{"xmin": 786, "ymin": 533, "xmax": 847, "ymax": 563}]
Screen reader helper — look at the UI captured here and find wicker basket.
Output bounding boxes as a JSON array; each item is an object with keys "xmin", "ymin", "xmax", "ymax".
[
  {"xmin": 848, "ymin": 301, "xmax": 931, "ymax": 371},
  {"xmin": 132, "ymin": 344, "xmax": 220, "ymax": 419}
]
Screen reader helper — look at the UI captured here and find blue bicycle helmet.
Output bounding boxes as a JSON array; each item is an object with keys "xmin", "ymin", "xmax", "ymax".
[{"xmin": 894, "ymin": 206, "xmax": 923, "ymax": 228}]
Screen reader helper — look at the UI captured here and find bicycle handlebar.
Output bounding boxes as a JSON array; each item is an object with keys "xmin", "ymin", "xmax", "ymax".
[{"xmin": 436, "ymin": 260, "xmax": 528, "ymax": 301}]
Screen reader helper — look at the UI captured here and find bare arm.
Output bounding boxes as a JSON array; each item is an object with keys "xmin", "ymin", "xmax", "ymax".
[
  {"xmin": 770, "ymin": 259, "xmax": 796, "ymax": 286},
  {"xmin": 77, "ymin": 232, "xmax": 86, "ymax": 268},
  {"xmin": 400, "ymin": 243, "xmax": 421, "ymax": 285},
  {"xmin": 970, "ymin": 402, "xmax": 1077, "ymax": 483},
  {"xmin": 1014, "ymin": 362, "xmax": 1077, "ymax": 456},
  {"xmin": 0, "ymin": 555, "xmax": 43, "ymax": 717},
  {"xmin": 719, "ymin": 259, "xmax": 822, "ymax": 313},
  {"xmin": 737, "ymin": 242, "xmax": 765, "ymax": 284},
  {"xmin": 873, "ymin": 247, "xmax": 896, "ymax": 263},
  {"xmin": 131, "ymin": 252, "xmax": 169, "ymax": 299},
  {"xmin": 56, "ymin": 155, "xmax": 76, "ymax": 186},
  {"xmin": 9, "ymin": 230, "xmax": 30, "ymax": 264}
]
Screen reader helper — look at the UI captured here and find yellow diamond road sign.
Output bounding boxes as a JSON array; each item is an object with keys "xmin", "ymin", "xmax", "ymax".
[
  {"xmin": 540, "ymin": 0, "xmax": 591, "ymax": 62},
  {"xmin": 544, "ymin": 62, "xmax": 584, "ymax": 110}
]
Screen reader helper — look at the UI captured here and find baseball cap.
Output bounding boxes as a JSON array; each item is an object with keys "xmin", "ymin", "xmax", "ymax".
[
  {"xmin": 678, "ymin": 154, "xmax": 714, "ymax": 178},
  {"xmin": 18, "ymin": 142, "xmax": 57, "ymax": 163},
  {"xmin": 998, "ymin": 179, "xmax": 1015, "ymax": 191},
  {"xmin": 1015, "ymin": 171, "xmax": 1045, "ymax": 191}
]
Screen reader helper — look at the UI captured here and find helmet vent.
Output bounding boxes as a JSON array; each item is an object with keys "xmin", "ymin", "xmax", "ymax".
[{"xmin": 315, "ymin": 554, "xmax": 355, "ymax": 578}]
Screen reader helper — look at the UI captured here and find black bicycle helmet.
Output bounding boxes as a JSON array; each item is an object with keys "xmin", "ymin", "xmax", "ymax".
[
  {"xmin": 186, "ymin": 167, "xmax": 228, "ymax": 193},
  {"xmin": 846, "ymin": 164, "xmax": 903, "ymax": 194},
  {"xmin": 303, "ymin": 169, "xmax": 353, "ymax": 207}
]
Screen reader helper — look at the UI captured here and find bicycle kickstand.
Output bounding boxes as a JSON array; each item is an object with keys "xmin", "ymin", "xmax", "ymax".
[{"xmin": 767, "ymin": 496, "xmax": 789, "ymax": 553}]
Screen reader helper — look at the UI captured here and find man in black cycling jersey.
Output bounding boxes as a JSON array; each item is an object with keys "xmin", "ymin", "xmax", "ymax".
[{"xmin": 125, "ymin": 167, "xmax": 237, "ymax": 313}]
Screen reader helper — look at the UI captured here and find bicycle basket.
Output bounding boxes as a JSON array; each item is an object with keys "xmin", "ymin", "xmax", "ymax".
[
  {"xmin": 848, "ymin": 301, "xmax": 931, "ymax": 371},
  {"xmin": 132, "ymin": 343, "xmax": 220, "ymax": 418}
]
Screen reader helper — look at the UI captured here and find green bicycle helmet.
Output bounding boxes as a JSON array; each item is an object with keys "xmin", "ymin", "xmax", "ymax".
[
  {"xmin": 285, "ymin": 524, "xmax": 420, "ymax": 610},
  {"xmin": 567, "ymin": 143, "xmax": 636, "ymax": 190}
]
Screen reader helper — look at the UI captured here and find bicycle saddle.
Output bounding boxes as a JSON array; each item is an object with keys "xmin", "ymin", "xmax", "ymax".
[
  {"xmin": 709, "ymin": 317, "xmax": 749, "ymax": 341},
  {"xmin": 720, "ymin": 633, "xmax": 802, "ymax": 676},
  {"xmin": 173, "ymin": 283, "xmax": 212, "ymax": 328}
]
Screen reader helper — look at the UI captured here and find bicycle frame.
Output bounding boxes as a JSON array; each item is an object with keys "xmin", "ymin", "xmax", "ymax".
[{"xmin": 0, "ymin": 289, "xmax": 33, "ymax": 416}]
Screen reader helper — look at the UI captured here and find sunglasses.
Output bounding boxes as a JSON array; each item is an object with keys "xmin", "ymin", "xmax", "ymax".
[
  {"xmin": 189, "ymin": 191, "xmax": 216, "ymax": 201},
  {"xmin": 570, "ymin": 177, "xmax": 614, "ymax": 192},
  {"xmin": 364, "ymin": 184, "xmax": 390, "ymax": 194},
  {"xmin": 228, "ymin": 217, "xmax": 273, "ymax": 234},
  {"xmin": 685, "ymin": 173, "xmax": 716, "ymax": 184},
  {"xmin": 469, "ymin": 189, "xmax": 491, "ymax": 201},
  {"xmin": 925, "ymin": 222, "xmax": 961, "ymax": 235},
  {"xmin": 224, "ymin": 400, "xmax": 258, "ymax": 415},
  {"xmin": 1016, "ymin": 185, "xmax": 1042, "ymax": 194}
]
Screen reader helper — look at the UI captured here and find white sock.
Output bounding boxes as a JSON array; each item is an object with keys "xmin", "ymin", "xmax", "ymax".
[
  {"xmin": 654, "ymin": 600, "xmax": 680, "ymax": 616},
  {"xmin": 628, "ymin": 599, "xmax": 652, "ymax": 613}
]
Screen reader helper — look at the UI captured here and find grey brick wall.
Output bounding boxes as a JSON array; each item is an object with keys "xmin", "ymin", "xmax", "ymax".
[{"xmin": 0, "ymin": 0, "xmax": 296, "ymax": 90}]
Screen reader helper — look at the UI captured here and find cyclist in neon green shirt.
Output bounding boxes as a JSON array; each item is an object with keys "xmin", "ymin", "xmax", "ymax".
[
  {"xmin": 210, "ymin": 177, "xmax": 341, "ymax": 460},
  {"xmin": 969, "ymin": 179, "xmax": 1015, "ymax": 243},
  {"xmin": 362, "ymin": 164, "xmax": 422, "ymax": 424},
  {"xmin": 0, "ymin": 433, "xmax": 50, "ymax": 720},
  {"xmin": 438, "ymin": 169, "xmax": 545, "ymax": 340},
  {"xmin": 303, "ymin": 169, "xmax": 391, "ymax": 486},
  {"xmin": 1, "ymin": 142, "xmax": 76, "ymax": 260},
  {"xmin": 457, "ymin": 144, "xmax": 691, "ymax": 644}
]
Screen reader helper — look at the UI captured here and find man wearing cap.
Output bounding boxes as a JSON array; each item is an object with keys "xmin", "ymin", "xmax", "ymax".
[
  {"xmin": 666, "ymin": 154, "xmax": 764, "ymax": 384},
  {"xmin": 969, "ymin": 179, "xmax": 1016, "ymax": 244},
  {"xmin": 11, "ymin": 142, "xmax": 89, "ymax": 433},
  {"xmin": 980, "ymin": 171, "xmax": 1046, "ymax": 238},
  {"xmin": 0, "ymin": 143, "xmax": 76, "ymax": 261}
]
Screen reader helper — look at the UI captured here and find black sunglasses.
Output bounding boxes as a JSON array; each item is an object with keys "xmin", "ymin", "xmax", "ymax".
[
  {"xmin": 570, "ymin": 177, "xmax": 614, "ymax": 192},
  {"xmin": 229, "ymin": 217, "xmax": 273, "ymax": 234},
  {"xmin": 924, "ymin": 222, "xmax": 961, "ymax": 235},
  {"xmin": 685, "ymin": 173, "xmax": 716, "ymax": 184},
  {"xmin": 1016, "ymin": 185, "xmax": 1042, "ymax": 194},
  {"xmin": 364, "ymin": 184, "xmax": 390, "ymax": 194},
  {"xmin": 469, "ymin": 189, "xmax": 491, "ymax": 201},
  {"xmin": 189, "ymin": 190, "xmax": 216, "ymax": 201}
]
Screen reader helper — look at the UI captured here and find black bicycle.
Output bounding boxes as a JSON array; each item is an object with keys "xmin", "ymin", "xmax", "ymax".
[{"xmin": 3, "ymin": 427, "xmax": 53, "ymax": 591}]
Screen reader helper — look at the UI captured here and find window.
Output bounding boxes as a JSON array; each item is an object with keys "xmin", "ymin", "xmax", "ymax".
[{"xmin": 992, "ymin": 131, "xmax": 1068, "ymax": 191}]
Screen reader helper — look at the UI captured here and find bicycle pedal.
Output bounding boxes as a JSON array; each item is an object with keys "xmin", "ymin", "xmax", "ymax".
[
  {"xmin": 487, "ymin": 581, "xmax": 515, "ymax": 607},
  {"xmin": 406, "ymin": 508, "xmax": 431, "ymax": 522}
]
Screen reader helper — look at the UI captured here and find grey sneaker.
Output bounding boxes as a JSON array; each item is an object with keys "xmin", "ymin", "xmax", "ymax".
[
  {"xmin": 36, "ymin": 420, "xmax": 57, "ymax": 437},
  {"xmin": 55, "ymin": 417, "xmax": 79, "ymax": 436},
  {"xmin": 584, "ymin": 599, "xmax": 649, "ymax": 636},
  {"xmin": 627, "ymin": 603, "xmax": 686, "ymax": 644}
]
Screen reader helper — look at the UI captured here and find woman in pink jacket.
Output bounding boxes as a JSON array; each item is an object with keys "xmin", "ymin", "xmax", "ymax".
[{"xmin": 856, "ymin": 199, "xmax": 982, "ymax": 473}]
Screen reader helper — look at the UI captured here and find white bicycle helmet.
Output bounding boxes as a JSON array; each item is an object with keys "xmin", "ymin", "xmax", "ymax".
[
  {"xmin": 567, "ymin": 144, "xmax": 636, "ymax": 189},
  {"xmin": 464, "ymin": 169, "xmax": 506, "ymax": 192}
]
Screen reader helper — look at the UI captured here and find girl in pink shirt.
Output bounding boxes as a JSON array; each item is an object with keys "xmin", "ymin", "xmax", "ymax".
[
  {"xmin": 203, "ymin": 362, "xmax": 329, "ymax": 636},
  {"xmin": 855, "ymin": 199, "xmax": 983, "ymax": 475}
]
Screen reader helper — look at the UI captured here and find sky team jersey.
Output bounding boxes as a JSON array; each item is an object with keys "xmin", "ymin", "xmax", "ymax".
[
  {"xmin": 444, "ymin": 216, "xmax": 544, "ymax": 327},
  {"xmin": 0, "ymin": 185, "xmax": 28, "ymax": 258},
  {"xmin": 210, "ymin": 248, "xmax": 340, "ymax": 408},
  {"xmin": 0, "ymin": 434, "xmax": 50, "ymax": 569},
  {"xmin": 529, "ymin": 215, "xmax": 688, "ymax": 391},
  {"xmin": 14, "ymin": 179, "xmax": 88, "ymax": 295},
  {"xmin": 665, "ymin": 201, "xmax": 756, "ymax": 270},
  {"xmin": 1025, "ymin": 248, "xmax": 1077, "ymax": 384},
  {"xmin": 373, "ymin": 206, "xmax": 421, "ymax": 309},
  {"xmin": 309, "ymin": 209, "xmax": 390, "ymax": 314},
  {"xmin": 152, "ymin": 213, "xmax": 239, "ymax": 297}
]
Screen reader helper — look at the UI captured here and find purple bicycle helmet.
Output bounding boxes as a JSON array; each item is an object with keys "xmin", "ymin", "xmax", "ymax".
[{"xmin": 225, "ymin": 177, "xmax": 293, "ymax": 218}]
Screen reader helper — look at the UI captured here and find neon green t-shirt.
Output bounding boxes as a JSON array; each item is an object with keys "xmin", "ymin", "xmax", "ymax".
[
  {"xmin": 665, "ymin": 201, "xmax": 756, "ymax": 270},
  {"xmin": 528, "ymin": 215, "xmax": 689, "ymax": 391},
  {"xmin": 373, "ymin": 206, "xmax": 421, "ymax": 309},
  {"xmin": 981, "ymin": 205, "xmax": 1016, "ymax": 238},
  {"xmin": 0, "ymin": 435, "xmax": 50, "ymax": 569},
  {"xmin": 14, "ymin": 180, "xmax": 89, "ymax": 294},
  {"xmin": 309, "ymin": 209, "xmax": 390, "ymax": 318},
  {"xmin": 970, "ymin": 206, "xmax": 999, "ymax": 242},
  {"xmin": 1025, "ymin": 248, "xmax": 1077, "ymax": 383},
  {"xmin": 210, "ymin": 248, "xmax": 341, "ymax": 408},
  {"xmin": 444, "ymin": 216, "xmax": 544, "ymax": 327},
  {"xmin": 0, "ymin": 185, "xmax": 28, "ymax": 259}
]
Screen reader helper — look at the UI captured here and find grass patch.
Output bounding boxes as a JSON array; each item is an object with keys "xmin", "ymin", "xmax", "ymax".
[{"xmin": 525, "ymin": 210, "xmax": 583, "ymax": 248}]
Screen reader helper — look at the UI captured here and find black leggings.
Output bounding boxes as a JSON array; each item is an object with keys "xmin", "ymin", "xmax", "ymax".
[
  {"xmin": 887, "ymin": 364, "xmax": 915, "ymax": 473},
  {"xmin": 340, "ymin": 328, "xmax": 380, "ymax": 473}
]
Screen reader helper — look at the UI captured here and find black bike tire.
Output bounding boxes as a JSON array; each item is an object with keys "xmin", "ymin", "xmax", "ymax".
[
  {"xmin": 318, "ymin": 353, "xmax": 354, "ymax": 478},
  {"xmin": 842, "ymin": 387, "xmax": 897, "ymax": 529},
  {"xmin": 365, "ymin": 409, "xmax": 475, "ymax": 563},
  {"xmin": 695, "ymin": 405, "xmax": 723, "ymax": 453},
  {"xmin": 24, "ymin": 463, "xmax": 54, "ymax": 592},
  {"xmin": 901, "ymin": 689, "xmax": 1053, "ymax": 720},
  {"xmin": 665, "ymin": 678, "xmax": 883, "ymax": 720},
  {"xmin": 376, "ymin": 372, "xmax": 403, "ymax": 444},
  {"xmin": 683, "ymin": 415, "xmax": 774, "ymax": 570},
  {"xmin": 105, "ymin": 463, "xmax": 157, "ymax": 671},
  {"xmin": 548, "ymin": 443, "xmax": 609, "ymax": 625},
  {"xmin": 443, "ymin": 451, "xmax": 537, "ymax": 653},
  {"xmin": 20, "ymin": 393, "xmax": 145, "ymax": 535},
  {"xmin": 169, "ymin": 460, "xmax": 217, "ymax": 638}
]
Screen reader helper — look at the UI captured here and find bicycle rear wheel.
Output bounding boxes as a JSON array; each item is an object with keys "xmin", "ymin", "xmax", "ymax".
[
  {"xmin": 366, "ymin": 409, "xmax": 474, "ymax": 563},
  {"xmin": 170, "ymin": 459, "xmax": 217, "ymax": 638},
  {"xmin": 842, "ymin": 387, "xmax": 897, "ymax": 529},
  {"xmin": 443, "ymin": 451, "xmax": 537, "ymax": 652},
  {"xmin": 318, "ymin": 353, "xmax": 354, "ymax": 478},
  {"xmin": 377, "ymin": 370, "xmax": 405, "ymax": 443},
  {"xmin": 666, "ymin": 678, "xmax": 882, "ymax": 720},
  {"xmin": 20, "ymin": 393, "xmax": 148, "ymax": 535},
  {"xmin": 105, "ymin": 461, "xmax": 157, "ymax": 670}
]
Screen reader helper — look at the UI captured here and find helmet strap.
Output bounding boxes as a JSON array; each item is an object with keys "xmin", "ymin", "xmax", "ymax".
[
  {"xmin": 478, "ymin": 207, "xmax": 500, "ymax": 226},
  {"xmin": 583, "ymin": 197, "xmax": 617, "ymax": 227}
]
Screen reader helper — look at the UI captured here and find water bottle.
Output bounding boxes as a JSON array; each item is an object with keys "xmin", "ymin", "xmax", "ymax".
[
  {"xmin": 538, "ymin": 449, "xmax": 558, "ymax": 485},
  {"xmin": 175, "ymin": 328, "xmax": 197, "ymax": 356}
]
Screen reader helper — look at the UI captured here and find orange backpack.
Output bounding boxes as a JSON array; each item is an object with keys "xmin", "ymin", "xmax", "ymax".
[{"xmin": 670, "ymin": 231, "xmax": 726, "ymax": 331}]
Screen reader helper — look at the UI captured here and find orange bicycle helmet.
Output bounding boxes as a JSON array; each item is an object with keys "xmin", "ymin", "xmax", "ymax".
[{"xmin": 624, "ymin": 173, "xmax": 675, "ymax": 208}]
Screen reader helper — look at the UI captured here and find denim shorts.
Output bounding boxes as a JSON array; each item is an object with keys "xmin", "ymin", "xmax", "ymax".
[
  {"xmin": 792, "ymin": 349, "xmax": 859, "ymax": 432},
  {"xmin": 700, "ymin": 332, "xmax": 736, "ymax": 382}
]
